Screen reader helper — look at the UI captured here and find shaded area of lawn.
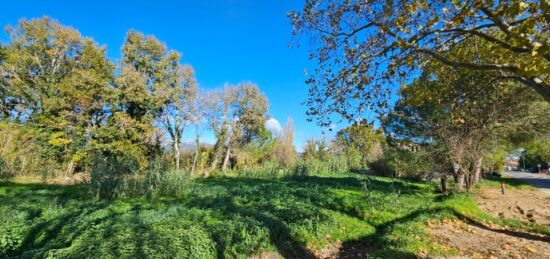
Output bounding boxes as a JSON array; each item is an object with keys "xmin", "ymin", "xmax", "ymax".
[{"xmin": 2, "ymin": 173, "xmax": 542, "ymax": 258}]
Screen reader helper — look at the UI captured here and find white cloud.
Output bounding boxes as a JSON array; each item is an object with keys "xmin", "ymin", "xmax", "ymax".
[{"xmin": 265, "ymin": 118, "xmax": 283, "ymax": 136}]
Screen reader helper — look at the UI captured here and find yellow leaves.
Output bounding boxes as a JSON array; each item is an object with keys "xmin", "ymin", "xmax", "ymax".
[
  {"xmin": 453, "ymin": 117, "xmax": 465, "ymax": 125},
  {"xmin": 519, "ymin": 2, "xmax": 529, "ymax": 10},
  {"xmin": 48, "ymin": 132, "xmax": 72, "ymax": 147}
]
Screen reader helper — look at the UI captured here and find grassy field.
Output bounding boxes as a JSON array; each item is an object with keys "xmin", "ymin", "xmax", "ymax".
[{"xmin": 0, "ymin": 173, "xmax": 546, "ymax": 258}]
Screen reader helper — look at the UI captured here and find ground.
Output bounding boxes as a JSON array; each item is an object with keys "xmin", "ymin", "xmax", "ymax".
[
  {"xmin": 429, "ymin": 219, "xmax": 550, "ymax": 259},
  {"xmin": 477, "ymin": 187, "xmax": 550, "ymax": 225},
  {"xmin": 1, "ymin": 173, "xmax": 549, "ymax": 258},
  {"xmin": 428, "ymin": 176, "xmax": 550, "ymax": 259}
]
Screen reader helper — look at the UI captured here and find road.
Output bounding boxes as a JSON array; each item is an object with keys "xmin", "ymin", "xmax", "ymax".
[{"xmin": 503, "ymin": 171, "xmax": 550, "ymax": 195}]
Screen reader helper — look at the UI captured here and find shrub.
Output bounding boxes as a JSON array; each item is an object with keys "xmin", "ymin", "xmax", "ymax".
[
  {"xmin": 0, "ymin": 122, "xmax": 57, "ymax": 179},
  {"xmin": 236, "ymin": 161, "xmax": 287, "ymax": 179},
  {"xmin": 145, "ymin": 158, "xmax": 191, "ymax": 198},
  {"xmin": 89, "ymin": 151, "xmax": 140, "ymax": 199},
  {"xmin": 291, "ymin": 156, "xmax": 349, "ymax": 176}
]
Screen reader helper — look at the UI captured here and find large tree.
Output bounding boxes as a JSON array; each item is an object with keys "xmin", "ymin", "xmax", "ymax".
[
  {"xmin": 90, "ymin": 30, "xmax": 183, "ymax": 169},
  {"xmin": 0, "ymin": 17, "xmax": 113, "ymax": 175},
  {"xmin": 160, "ymin": 65, "xmax": 197, "ymax": 170},
  {"xmin": 290, "ymin": 0, "xmax": 549, "ymax": 126},
  {"xmin": 384, "ymin": 61, "xmax": 548, "ymax": 191},
  {"xmin": 204, "ymin": 83, "xmax": 269, "ymax": 171}
]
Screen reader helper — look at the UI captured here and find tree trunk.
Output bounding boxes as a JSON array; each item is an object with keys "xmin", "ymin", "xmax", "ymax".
[
  {"xmin": 191, "ymin": 133, "xmax": 200, "ymax": 176},
  {"xmin": 222, "ymin": 145, "xmax": 231, "ymax": 171},
  {"xmin": 473, "ymin": 157, "xmax": 483, "ymax": 186},
  {"xmin": 464, "ymin": 170, "xmax": 471, "ymax": 192},
  {"xmin": 210, "ymin": 146, "xmax": 221, "ymax": 171},
  {"xmin": 456, "ymin": 173, "xmax": 465, "ymax": 192},
  {"xmin": 65, "ymin": 160, "xmax": 74, "ymax": 178},
  {"xmin": 174, "ymin": 137, "xmax": 180, "ymax": 171},
  {"xmin": 440, "ymin": 174, "xmax": 448, "ymax": 193}
]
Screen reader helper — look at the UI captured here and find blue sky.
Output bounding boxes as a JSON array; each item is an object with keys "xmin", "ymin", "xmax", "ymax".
[{"xmin": 1, "ymin": 0, "xmax": 342, "ymax": 149}]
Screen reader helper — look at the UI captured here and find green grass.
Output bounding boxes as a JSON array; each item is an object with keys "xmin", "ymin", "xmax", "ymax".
[
  {"xmin": 481, "ymin": 175, "xmax": 536, "ymax": 190},
  {"xmin": 0, "ymin": 173, "xmax": 547, "ymax": 258}
]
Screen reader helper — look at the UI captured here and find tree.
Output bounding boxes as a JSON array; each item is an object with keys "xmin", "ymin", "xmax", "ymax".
[
  {"xmin": 188, "ymin": 91, "xmax": 208, "ymax": 175},
  {"xmin": 204, "ymin": 85, "xmax": 236, "ymax": 171},
  {"xmin": 271, "ymin": 117, "xmax": 298, "ymax": 166},
  {"xmin": 0, "ymin": 17, "xmax": 113, "ymax": 175},
  {"xmin": 384, "ymin": 60, "xmax": 547, "ymax": 191},
  {"xmin": 92, "ymin": 30, "xmax": 183, "ymax": 169},
  {"xmin": 160, "ymin": 65, "xmax": 197, "ymax": 170},
  {"xmin": 522, "ymin": 135, "xmax": 550, "ymax": 170},
  {"xmin": 334, "ymin": 120, "xmax": 384, "ymax": 170},
  {"xmin": 204, "ymin": 83, "xmax": 269, "ymax": 171},
  {"xmin": 290, "ymin": 0, "xmax": 549, "ymax": 126},
  {"xmin": 301, "ymin": 138, "xmax": 330, "ymax": 161}
]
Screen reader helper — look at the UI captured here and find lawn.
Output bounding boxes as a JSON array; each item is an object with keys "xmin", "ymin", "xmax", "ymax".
[{"xmin": 0, "ymin": 173, "xmax": 543, "ymax": 258}]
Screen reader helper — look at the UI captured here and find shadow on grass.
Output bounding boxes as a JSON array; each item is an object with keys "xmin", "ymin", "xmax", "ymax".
[
  {"xmin": 337, "ymin": 206, "xmax": 550, "ymax": 258},
  {"xmin": 0, "ymin": 175, "xmax": 440, "ymax": 258}
]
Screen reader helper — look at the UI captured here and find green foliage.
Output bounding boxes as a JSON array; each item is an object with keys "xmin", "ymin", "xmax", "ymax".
[
  {"xmin": 2, "ymin": 174, "xmax": 546, "ymax": 258},
  {"xmin": 291, "ymin": 0, "xmax": 550, "ymax": 127},
  {"xmin": 522, "ymin": 137, "xmax": 550, "ymax": 169},
  {"xmin": 1, "ymin": 17, "xmax": 113, "ymax": 171},
  {"xmin": 334, "ymin": 121, "xmax": 385, "ymax": 171},
  {"xmin": 381, "ymin": 144, "xmax": 434, "ymax": 179},
  {"xmin": 292, "ymin": 157, "xmax": 349, "ymax": 176},
  {"xmin": 89, "ymin": 151, "xmax": 140, "ymax": 199},
  {"xmin": 0, "ymin": 122, "xmax": 57, "ymax": 179},
  {"xmin": 144, "ymin": 158, "xmax": 191, "ymax": 198}
]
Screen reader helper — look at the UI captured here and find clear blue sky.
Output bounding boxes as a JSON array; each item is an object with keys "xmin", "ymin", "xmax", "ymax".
[{"xmin": 1, "ymin": 0, "xmax": 342, "ymax": 149}]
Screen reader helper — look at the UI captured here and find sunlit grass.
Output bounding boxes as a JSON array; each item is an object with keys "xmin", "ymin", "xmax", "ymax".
[{"xmin": 0, "ymin": 173, "xmax": 546, "ymax": 258}]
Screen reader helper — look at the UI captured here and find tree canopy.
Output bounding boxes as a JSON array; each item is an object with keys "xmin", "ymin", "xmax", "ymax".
[{"xmin": 290, "ymin": 0, "xmax": 549, "ymax": 126}]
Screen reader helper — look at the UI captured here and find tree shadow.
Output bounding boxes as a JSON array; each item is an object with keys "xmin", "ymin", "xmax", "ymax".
[
  {"xmin": 457, "ymin": 214, "xmax": 550, "ymax": 243},
  {"xmin": 336, "ymin": 206, "xmax": 550, "ymax": 258},
  {"xmin": 0, "ymin": 175, "xmax": 469, "ymax": 258}
]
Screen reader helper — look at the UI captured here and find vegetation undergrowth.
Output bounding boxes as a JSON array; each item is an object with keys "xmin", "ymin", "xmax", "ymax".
[{"xmin": 2, "ymin": 172, "xmax": 545, "ymax": 258}]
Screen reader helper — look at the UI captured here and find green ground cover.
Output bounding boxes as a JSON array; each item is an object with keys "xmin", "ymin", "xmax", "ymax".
[{"xmin": 1, "ymin": 173, "xmax": 546, "ymax": 258}]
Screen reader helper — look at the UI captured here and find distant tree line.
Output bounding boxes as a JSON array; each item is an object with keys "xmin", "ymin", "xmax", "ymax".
[{"xmin": 0, "ymin": 18, "xmax": 301, "ymax": 195}]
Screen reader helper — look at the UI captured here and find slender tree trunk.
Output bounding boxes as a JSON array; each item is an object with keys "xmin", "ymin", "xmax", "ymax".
[
  {"xmin": 210, "ymin": 146, "xmax": 221, "ymax": 171},
  {"xmin": 65, "ymin": 160, "xmax": 74, "ymax": 178},
  {"xmin": 456, "ymin": 173, "xmax": 465, "ymax": 192},
  {"xmin": 473, "ymin": 157, "xmax": 483, "ymax": 186},
  {"xmin": 174, "ymin": 136, "xmax": 180, "ymax": 171},
  {"xmin": 191, "ymin": 132, "xmax": 200, "ymax": 176},
  {"xmin": 222, "ymin": 145, "xmax": 231, "ymax": 171},
  {"xmin": 440, "ymin": 174, "xmax": 448, "ymax": 193},
  {"xmin": 464, "ymin": 170, "xmax": 471, "ymax": 192}
]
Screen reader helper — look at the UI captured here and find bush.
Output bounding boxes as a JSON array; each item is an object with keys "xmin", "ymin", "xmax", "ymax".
[
  {"xmin": 89, "ymin": 151, "xmax": 140, "ymax": 199},
  {"xmin": 145, "ymin": 158, "xmax": 191, "ymax": 198},
  {"xmin": 291, "ymin": 156, "xmax": 349, "ymax": 176},
  {"xmin": 235, "ymin": 161, "xmax": 287, "ymax": 179},
  {"xmin": 0, "ymin": 122, "xmax": 57, "ymax": 179}
]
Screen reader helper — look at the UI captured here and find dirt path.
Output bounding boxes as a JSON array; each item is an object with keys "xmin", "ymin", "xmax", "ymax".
[
  {"xmin": 428, "ymin": 184, "xmax": 550, "ymax": 259},
  {"xmin": 477, "ymin": 187, "xmax": 550, "ymax": 225},
  {"xmin": 429, "ymin": 219, "xmax": 550, "ymax": 259}
]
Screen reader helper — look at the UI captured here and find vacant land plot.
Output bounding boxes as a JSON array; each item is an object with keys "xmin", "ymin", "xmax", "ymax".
[{"xmin": 1, "ymin": 174, "xmax": 548, "ymax": 258}]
